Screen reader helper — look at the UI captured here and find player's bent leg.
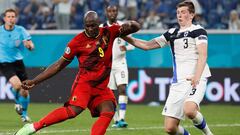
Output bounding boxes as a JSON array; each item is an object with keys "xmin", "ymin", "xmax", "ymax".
[
  {"xmin": 91, "ymin": 101, "xmax": 115, "ymax": 135},
  {"xmin": 184, "ymin": 101, "xmax": 213, "ymax": 135},
  {"xmin": 9, "ymin": 76, "xmax": 23, "ymax": 115},
  {"xmin": 15, "ymin": 105, "xmax": 83, "ymax": 135},
  {"xmin": 9, "ymin": 76, "xmax": 31, "ymax": 122},
  {"xmin": 33, "ymin": 105, "xmax": 82, "ymax": 131}
]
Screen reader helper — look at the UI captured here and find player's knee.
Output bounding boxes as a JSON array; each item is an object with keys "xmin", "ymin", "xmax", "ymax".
[
  {"xmin": 12, "ymin": 83, "xmax": 22, "ymax": 91},
  {"xmin": 184, "ymin": 102, "xmax": 198, "ymax": 118},
  {"xmin": 164, "ymin": 125, "xmax": 177, "ymax": 135},
  {"xmin": 118, "ymin": 85, "xmax": 126, "ymax": 95},
  {"xmin": 66, "ymin": 106, "xmax": 81, "ymax": 118},
  {"xmin": 184, "ymin": 109, "xmax": 196, "ymax": 119},
  {"xmin": 98, "ymin": 101, "xmax": 115, "ymax": 113},
  {"xmin": 100, "ymin": 111, "xmax": 115, "ymax": 119},
  {"xmin": 118, "ymin": 90, "xmax": 126, "ymax": 95},
  {"xmin": 9, "ymin": 76, "xmax": 22, "ymax": 90}
]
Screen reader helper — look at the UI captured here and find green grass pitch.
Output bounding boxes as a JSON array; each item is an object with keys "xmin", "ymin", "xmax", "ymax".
[{"xmin": 0, "ymin": 103, "xmax": 239, "ymax": 135}]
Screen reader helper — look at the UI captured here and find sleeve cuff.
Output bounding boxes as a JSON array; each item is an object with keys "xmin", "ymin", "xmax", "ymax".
[{"xmin": 61, "ymin": 56, "xmax": 72, "ymax": 62}]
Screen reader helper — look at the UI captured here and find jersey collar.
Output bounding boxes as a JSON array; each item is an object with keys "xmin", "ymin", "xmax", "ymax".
[
  {"xmin": 3, "ymin": 24, "xmax": 15, "ymax": 31},
  {"xmin": 107, "ymin": 20, "xmax": 118, "ymax": 26},
  {"xmin": 84, "ymin": 31, "xmax": 100, "ymax": 39}
]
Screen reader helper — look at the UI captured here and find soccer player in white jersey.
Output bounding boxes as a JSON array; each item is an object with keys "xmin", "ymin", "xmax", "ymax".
[
  {"xmin": 123, "ymin": 1, "xmax": 213, "ymax": 135},
  {"xmin": 100, "ymin": 5, "xmax": 135, "ymax": 128}
]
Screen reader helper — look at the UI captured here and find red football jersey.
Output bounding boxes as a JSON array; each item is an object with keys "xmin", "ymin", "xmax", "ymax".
[{"xmin": 63, "ymin": 24, "xmax": 121, "ymax": 89}]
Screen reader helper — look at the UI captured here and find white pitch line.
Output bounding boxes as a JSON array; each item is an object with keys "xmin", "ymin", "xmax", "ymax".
[{"xmin": 1, "ymin": 123, "xmax": 240, "ymax": 135}]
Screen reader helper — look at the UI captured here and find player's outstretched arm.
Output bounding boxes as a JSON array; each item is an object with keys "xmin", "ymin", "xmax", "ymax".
[
  {"xmin": 120, "ymin": 21, "xmax": 141, "ymax": 36},
  {"xmin": 122, "ymin": 36, "xmax": 161, "ymax": 50},
  {"xmin": 22, "ymin": 57, "xmax": 71, "ymax": 90}
]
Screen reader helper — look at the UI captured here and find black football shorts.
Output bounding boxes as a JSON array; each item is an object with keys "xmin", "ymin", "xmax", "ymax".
[{"xmin": 0, "ymin": 60, "xmax": 28, "ymax": 81}]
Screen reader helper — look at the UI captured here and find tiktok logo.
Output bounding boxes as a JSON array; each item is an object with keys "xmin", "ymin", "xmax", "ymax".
[
  {"xmin": 127, "ymin": 70, "xmax": 152, "ymax": 102},
  {"xmin": 127, "ymin": 69, "xmax": 240, "ymax": 103},
  {"xmin": 0, "ymin": 76, "xmax": 14, "ymax": 100},
  {"xmin": 127, "ymin": 69, "xmax": 171, "ymax": 103}
]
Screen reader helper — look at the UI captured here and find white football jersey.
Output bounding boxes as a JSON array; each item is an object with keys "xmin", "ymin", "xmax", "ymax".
[
  {"xmin": 100, "ymin": 21, "xmax": 135, "ymax": 68},
  {"xmin": 154, "ymin": 24, "xmax": 211, "ymax": 83}
]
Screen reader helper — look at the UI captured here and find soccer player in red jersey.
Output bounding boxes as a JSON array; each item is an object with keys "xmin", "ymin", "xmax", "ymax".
[{"xmin": 15, "ymin": 11, "xmax": 140, "ymax": 135}]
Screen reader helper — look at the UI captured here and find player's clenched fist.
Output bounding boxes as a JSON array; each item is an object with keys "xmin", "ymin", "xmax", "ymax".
[{"xmin": 120, "ymin": 21, "xmax": 140, "ymax": 36}]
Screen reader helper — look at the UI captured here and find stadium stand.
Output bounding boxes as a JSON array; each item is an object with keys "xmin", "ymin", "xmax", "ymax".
[{"xmin": 0, "ymin": 0, "xmax": 240, "ymax": 30}]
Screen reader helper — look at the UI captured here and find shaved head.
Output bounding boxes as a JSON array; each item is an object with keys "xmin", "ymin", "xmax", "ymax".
[
  {"xmin": 84, "ymin": 11, "xmax": 100, "ymax": 38},
  {"xmin": 84, "ymin": 11, "xmax": 99, "ymax": 23}
]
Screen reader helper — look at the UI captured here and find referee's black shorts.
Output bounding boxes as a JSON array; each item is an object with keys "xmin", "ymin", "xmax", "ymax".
[{"xmin": 0, "ymin": 60, "xmax": 28, "ymax": 81}]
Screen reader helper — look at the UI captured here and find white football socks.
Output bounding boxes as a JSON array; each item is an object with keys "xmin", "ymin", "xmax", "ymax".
[
  {"xmin": 113, "ymin": 111, "xmax": 119, "ymax": 122},
  {"xmin": 192, "ymin": 111, "xmax": 213, "ymax": 135},
  {"xmin": 177, "ymin": 125, "xmax": 190, "ymax": 135},
  {"xmin": 118, "ymin": 95, "xmax": 128, "ymax": 120}
]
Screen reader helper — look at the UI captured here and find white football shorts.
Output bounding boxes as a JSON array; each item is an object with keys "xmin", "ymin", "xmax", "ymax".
[
  {"xmin": 162, "ymin": 78, "xmax": 207, "ymax": 120},
  {"xmin": 108, "ymin": 67, "xmax": 128, "ymax": 90}
]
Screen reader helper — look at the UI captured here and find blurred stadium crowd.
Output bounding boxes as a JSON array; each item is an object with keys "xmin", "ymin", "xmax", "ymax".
[{"xmin": 1, "ymin": 0, "xmax": 240, "ymax": 30}]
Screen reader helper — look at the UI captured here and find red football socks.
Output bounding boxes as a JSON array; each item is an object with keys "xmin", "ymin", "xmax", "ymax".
[
  {"xmin": 33, "ymin": 106, "xmax": 77, "ymax": 131},
  {"xmin": 91, "ymin": 112, "xmax": 114, "ymax": 135},
  {"xmin": 32, "ymin": 107, "xmax": 114, "ymax": 135}
]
